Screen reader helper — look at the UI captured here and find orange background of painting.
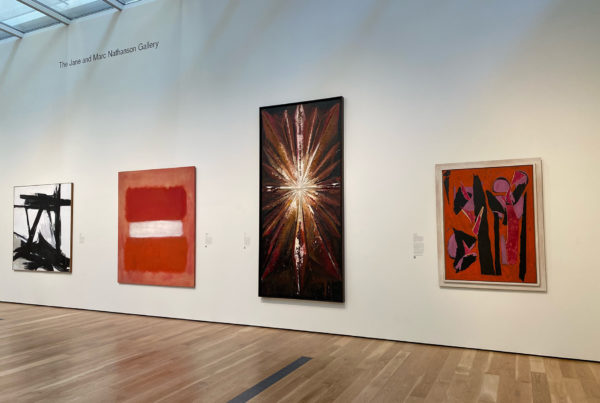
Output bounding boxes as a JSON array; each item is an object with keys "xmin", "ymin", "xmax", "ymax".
[
  {"xmin": 443, "ymin": 165, "xmax": 537, "ymax": 284},
  {"xmin": 118, "ymin": 167, "xmax": 196, "ymax": 287}
]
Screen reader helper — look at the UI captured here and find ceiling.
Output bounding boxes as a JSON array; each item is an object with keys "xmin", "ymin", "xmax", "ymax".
[{"xmin": 0, "ymin": 0, "xmax": 143, "ymax": 41}]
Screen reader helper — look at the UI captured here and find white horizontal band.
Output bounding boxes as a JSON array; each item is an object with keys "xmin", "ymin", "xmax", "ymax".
[{"xmin": 129, "ymin": 220, "xmax": 183, "ymax": 238}]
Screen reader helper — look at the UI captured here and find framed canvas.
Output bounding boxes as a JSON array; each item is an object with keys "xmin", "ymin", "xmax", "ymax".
[
  {"xmin": 259, "ymin": 97, "xmax": 344, "ymax": 302},
  {"xmin": 118, "ymin": 167, "xmax": 196, "ymax": 287},
  {"xmin": 13, "ymin": 183, "xmax": 73, "ymax": 272},
  {"xmin": 436, "ymin": 158, "xmax": 546, "ymax": 291}
]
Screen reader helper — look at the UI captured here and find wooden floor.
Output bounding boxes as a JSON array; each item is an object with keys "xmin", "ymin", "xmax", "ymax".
[{"xmin": 0, "ymin": 303, "xmax": 598, "ymax": 402}]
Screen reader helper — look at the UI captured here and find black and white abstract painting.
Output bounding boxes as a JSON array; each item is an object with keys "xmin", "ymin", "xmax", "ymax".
[{"xmin": 13, "ymin": 183, "xmax": 73, "ymax": 272}]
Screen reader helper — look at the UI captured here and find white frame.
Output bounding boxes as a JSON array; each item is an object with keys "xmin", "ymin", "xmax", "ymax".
[{"xmin": 435, "ymin": 158, "xmax": 546, "ymax": 291}]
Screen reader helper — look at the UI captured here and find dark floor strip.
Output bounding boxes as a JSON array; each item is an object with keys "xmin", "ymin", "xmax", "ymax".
[{"xmin": 228, "ymin": 356, "xmax": 312, "ymax": 403}]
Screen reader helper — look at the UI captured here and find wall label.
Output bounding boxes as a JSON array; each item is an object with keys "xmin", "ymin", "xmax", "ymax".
[
  {"xmin": 58, "ymin": 40, "xmax": 160, "ymax": 69},
  {"xmin": 413, "ymin": 233, "xmax": 424, "ymax": 259}
]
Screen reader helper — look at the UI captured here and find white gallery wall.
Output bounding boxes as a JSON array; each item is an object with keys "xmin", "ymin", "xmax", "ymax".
[{"xmin": 1, "ymin": 0, "xmax": 599, "ymax": 361}]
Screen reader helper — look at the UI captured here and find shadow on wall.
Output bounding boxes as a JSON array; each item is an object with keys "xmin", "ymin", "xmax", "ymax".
[
  {"xmin": 179, "ymin": 0, "xmax": 292, "ymax": 82},
  {"xmin": 0, "ymin": 41, "xmax": 19, "ymax": 86},
  {"xmin": 0, "ymin": 28, "xmax": 63, "ymax": 90},
  {"xmin": 260, "ymin": 296, "xmax": 347, "ymax": 311},
  {"xmin": 75, "ymin": 12, "xmax": 121, "ymax": 88},
  {"xmin": 479, "ymin": 0, "xmax": 600, "ymax": 106},
  {"xmin": 174, "ymin": 0, "xmax": 396, "ymax": 101},
  {"xmin": 449, "ymin": 0, "xmax": 600, "ymax": 160},
  {"xmin": 0, "ymin": 28, "xmax": 70, "ymax": 170},
  {"xmin": 73, "ymin": 0, "xmax": 184, "ymax": 89},
  {"xmin": 200, "ymin": 0, "xmax": 240, "ymax": 56}
]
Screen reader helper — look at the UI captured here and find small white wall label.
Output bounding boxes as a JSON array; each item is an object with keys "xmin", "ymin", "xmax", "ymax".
[
  {"xmin": 204, "ymin": 232, "xmax": 213, "ymax": 248},
  {"xmin": 413, "ymin": 233, "xmax": 424, "ymax": 259}
]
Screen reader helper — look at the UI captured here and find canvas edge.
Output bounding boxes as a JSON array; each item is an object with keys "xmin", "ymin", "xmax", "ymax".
[
  {"xmin": 117, "ymin": 165, "xmax": 197, "ymax": 176},
  {"xmin": 67, "ymin": 182, "xmax": 74, "ymax": 273},
  {"xmin": 12, "ymin": 182, "xmax": 74, "ymax": 274},
  {"xmin": 339, "ymin": 96, "xmax": 345, "ymax": 303},
  {"xmin": 532, "ymin": 159, "xmax": 547, "ymax": 292},
  {"xmin": 117, "ymin": 171, "xmax": 125, "ymax": 284},
  {"xmin": 434, "ymin": 158, "xmax": 546, "ymax": 292},
  {"xmin": 258, "ymin": 95, "xmax": 344, "ymax": 112},
  {"xmin": 189, "ymin": 166, "xmax": 197, "ymax": 289}
]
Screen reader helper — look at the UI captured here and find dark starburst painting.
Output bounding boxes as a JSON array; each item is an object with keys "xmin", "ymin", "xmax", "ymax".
[
  {"xmin": 260, "ymin": 97, "xmax": 344, "ymax": 302},
  {"xmin": 13, "ymin": 183, "xmax": 73, "ymax": 272}
]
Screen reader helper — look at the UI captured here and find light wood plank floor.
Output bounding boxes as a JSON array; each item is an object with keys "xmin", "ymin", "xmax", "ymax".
[{"xmin": 0, "ymin": 303, "xmax": 598, "ymax": 402}]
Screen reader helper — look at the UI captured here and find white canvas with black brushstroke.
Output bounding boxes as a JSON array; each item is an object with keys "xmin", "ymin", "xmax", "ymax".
[{"xmin": 13, "ymin": 183, "xmax": 73, "ymax": 272}]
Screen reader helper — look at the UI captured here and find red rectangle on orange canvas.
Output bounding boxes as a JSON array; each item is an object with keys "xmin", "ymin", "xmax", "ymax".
[
  {"xmin": 124, "ymin": 237, "xmax": 188, "ymax": 273},
  {"xmin": 118, "ymin": 166, "xmax": 196, "ymax": 288},
  {"xmin": 125, "ymin": 186, "xmax": 187, "ymax": 222}
]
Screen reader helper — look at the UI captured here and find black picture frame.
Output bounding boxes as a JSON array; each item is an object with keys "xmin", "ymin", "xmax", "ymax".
[{"xmin": 259, "ymin": 96, "xmax": 344, "ymax": 302}]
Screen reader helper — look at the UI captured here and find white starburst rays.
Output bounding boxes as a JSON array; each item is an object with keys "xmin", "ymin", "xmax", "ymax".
[
  {"xmin": 266, "ymin": 104, "xmax": 329, "ymax": 294},
  {"xmin": 261, "ymin": 102, "xmax": 342, "ymax": 298},
  {"xmin": 279, "ymin": 175, "xmax": 321, "ymax": 294}
]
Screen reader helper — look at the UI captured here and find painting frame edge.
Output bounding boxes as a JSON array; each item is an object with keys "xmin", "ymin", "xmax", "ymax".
[
  {"xmin": 12, "ymin": 182, "xmax": 74, "ymax": 274},
  {"xmin": 435, "ymin": 158, "xmax": 546, "ymax": 292},
  {"xmin": 258, "ymin": 96, "xmax": 345, "ymax": 303}
]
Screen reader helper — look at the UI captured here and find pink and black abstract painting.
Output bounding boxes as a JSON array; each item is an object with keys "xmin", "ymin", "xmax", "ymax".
[
  {"xmin": 260, "ymin": 97, "xmax": 344, "ymax": 302},
  {"xmin": 436, "ymin": 159, "xmax": 546, "ymax": 290}
]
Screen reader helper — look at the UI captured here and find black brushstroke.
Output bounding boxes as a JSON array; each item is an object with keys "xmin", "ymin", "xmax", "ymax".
[
  {"xmin": 18, "ymin": 193, "xmax": 71, "ymax": 210},
  {"xmin": 473, "ymin": 175, "xmax": 494, "ymax": 275},
  {"xmin": 453, "ymin": 229, "xmax": 476, "ymax": 249},
  {"xmin": 13, "ymin": 235, "xmax": 70, "ymax": 272},
  {"xmin": 55, "ymin": 185, "xmax": 62, "ymax": 253},
  {"xmin": 443, "ymin": 171, "xmax": 451, "ymax": 203},
  {"xmin": 453, "ymin": 188, "xmax": 469, "ymax": 214},
  {"xmin": 492, "ymin": 214, "xmax": 501, "ymax": 275},
  {"xmin": 13, "ymin": 185, "xmax": 71, "ymax": 272},
  {"xmin": 26, "ymin": 209, "xmax": 44, "ymax": 248},
  {"xmin": 25, "ymin": 207, "xmax": 31, "ymax": 234},
  {"xmin": 493, "ymin": 177, "xmax": 510, "ymax": 225},
  {"xmin": 519, "ymin": 192, "xmax": 528, "ymax": 281},
  {"xmin": 458, "ymin": 255, "xmax": 478, "ymax": 273},
  {"xmin": 486, "ymin": 191, "xmax": 505, "ymax": 215},
  {"xmin": 452, "ymin": 229, "xmax": 477, "ymax": 272},
  {"xmin": 486, "ymin": 190, "xmax": 505, "ymax": 276},
  {"xmin": 511, "ymin": 171, "xmax": 529, "ymax": 205}
]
